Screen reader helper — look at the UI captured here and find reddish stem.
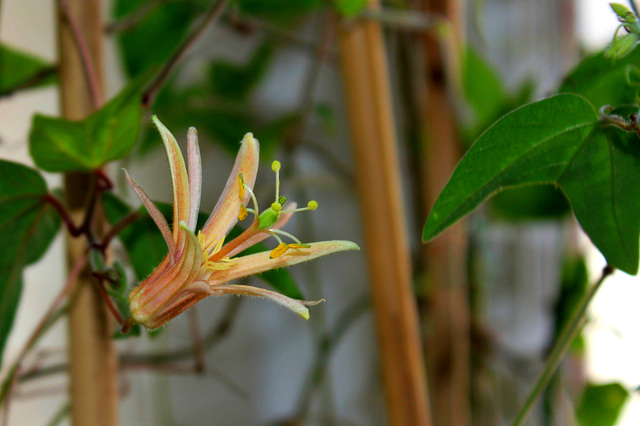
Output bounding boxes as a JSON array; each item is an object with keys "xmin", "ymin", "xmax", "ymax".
[
  {"xmin": 92, "ymin": 273, "xmax": 125, "ymax": 326},
  {"xmin": 97, "ymin": 210, "xmax": 140, "ymax": 252},
  {"xmin": 42, "ymin": 194, "xmax": 81, "ymax": 237},
  {"xmin": 58, "ymin": 0, "xmax": 103, "ymax": 109}
]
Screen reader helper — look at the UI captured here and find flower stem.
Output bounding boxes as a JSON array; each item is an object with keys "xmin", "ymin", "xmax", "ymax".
[{"xmin": 511, "ymin": 264, "xmax": 614, "ymax": 426}]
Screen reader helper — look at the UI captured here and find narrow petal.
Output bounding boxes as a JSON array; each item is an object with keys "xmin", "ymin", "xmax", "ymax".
[
  {"xmin": 124, "ymin": 169, "xmax": 176, "ymax": 259},
  {"xmin": 208, "ymin": 240, "xmax": 359, "ymax": 286},
  {"xmin": 201, "ymin": 133, "xmax": 259, "ymax": 243},
  {"xmin": 187, "ymin": 127, "xmax": 202, "ymax": 231},
  {"xmin": 226, "ymin": 202, "xmax": 297, "ymax": 258},
  {"xmin": 211, "ymin": 284, "xmax": 315, "ymax": 319},
  {"xmin": 153, "ymin": 116, "xmax": 190, "ymax": 240}
]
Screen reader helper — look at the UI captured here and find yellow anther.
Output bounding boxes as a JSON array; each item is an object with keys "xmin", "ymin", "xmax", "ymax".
[
  {"xmin": 288, "ymin": 243, "xmax": 311, "ymax": 249},
  {"xmin": 238, "ymin": 204, "xmax": 248, "ymax": 221},
  {"xmin": 238, "ymin": 174, "xmax": 245, "ymax": 200},
  {"xmin": 271, "ymin": 202, "xmax": 282, "ymax": 212},
  {"xmin": 270, "ymin": 242, "xmax": 289, "ymax": 259},
  {"xmin": 307, "ymin": 200, "xmax": 318, "ymax": 211},
  {"xmin": 271, "ymin": 160, "xmax": 281, "ymax": 172}
]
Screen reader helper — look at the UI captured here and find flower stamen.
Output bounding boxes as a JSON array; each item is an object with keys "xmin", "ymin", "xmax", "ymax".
[{"xmin": 272, "ymin": 160, "xmax": 281, "ymax": 202}]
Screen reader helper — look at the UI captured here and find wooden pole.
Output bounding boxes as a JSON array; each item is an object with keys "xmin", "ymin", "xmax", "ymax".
[
  {"xmin": 337, "ymin": 2, "xmax": 431, "ymax": 425},
  {"xmin": 420, "ymin": 0, "xmax": 470, "ymax": 425},
  {"xmin": 57, "ymin": 1, "xmax": 119, "ymax": 424}
]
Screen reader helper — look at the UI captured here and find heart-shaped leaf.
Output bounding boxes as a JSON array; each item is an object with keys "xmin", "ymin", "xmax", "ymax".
[
  {"xmin": 423, "ymin": 93, "xmax": 640, "ymax": 275},
  {"xmin": 0, "ymin": 44, "xmax": 56, "ymax": 96},
  {"xmin": 0, "ymin": 160, "xmax": 61, "ymax": 366},
  {"xmin": 559, "ymin": 46, "xmax": 640, "ymax": 109},
  {"xmin": 29, "ymin": 79, "xmax": 143, "ymax": 172}
]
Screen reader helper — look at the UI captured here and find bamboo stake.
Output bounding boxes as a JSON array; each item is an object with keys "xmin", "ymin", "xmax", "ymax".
[
  {"xmin": 419, "ymin": 1, "xmax": 470, "ymax": 425},
  {"xmin": 57, "ymin": 1, "xmax": 119, "ymax": 424},
  {"xmin": 337, "ymin": 2, "xmax": 431, "ymax": 424}
]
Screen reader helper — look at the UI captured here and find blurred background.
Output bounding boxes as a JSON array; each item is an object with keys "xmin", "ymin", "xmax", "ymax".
[{"xmin": 1, "ymin": 0, "xmax": 639, "ymax": 425}]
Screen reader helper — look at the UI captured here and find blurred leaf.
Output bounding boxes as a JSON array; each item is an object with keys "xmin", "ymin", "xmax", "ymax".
[
  {"xmin": 113, "ymin": 0, "xmax": 202, "ymax": 77},
  {"xmin": 257, "ymin": 113, "xmax": 301, "ymax": 160},
  {"xmin": 559, "ymin": 46, "xmax": 640, "ymax": 109},
  {"xmin": 315, "ymin": 103, "xmax": 338, "ymax": 136},
  {"xmin": 193, "ymin": 107, "xmax": 253, "ymax": 154},
  {"xmin": 460, "ymin": 48, "xmax": 534, "ymax": 144},
  {"xmin": 209, "ymin": 43, "xmax": 274, "ymax": 101},
  {"xmin": 0, "ymin": 44, "xmax": 56, "ymax": 96},
  {"xmin": 461, "ymin": 47, "xmax": 507, "ymax": 138},
  {"xmin": 103, "ymin": 192, "xmax": 168, "ymax": 280},
  {"xmin": 577, "ymin": 383, "xmax": 629, "ymax": 426},
  {"xmin": 554, "ymin": 257, "xmax": 589, "ymax": 354},
  {"xmin": 489, "ymin": 185, "xmax": 570, "ymax": 221},
  {"xmin": 29, "ymin": 78, "xmax": 144, "ymax": 172},
  {"xmin": 102, "ymin": 192, "xmax": 303, "ymax": 298},
  {"xmin": 332, "ymin": 0, "xmax": 367, "ymax": 16},
  {"xmin": 0, "ymin": 161, "xmax": 61, "ymax": 367},
  {"xmin": 423, "ymin": 94, "xmax": 640, "ymax": 275},
  {"xmin": 237, "ymin": 0, "xmax": 321, "ymax": 26}
]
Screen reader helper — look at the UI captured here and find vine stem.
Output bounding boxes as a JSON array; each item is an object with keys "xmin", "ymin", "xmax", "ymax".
[
  {"xmin": 511, "ymin": 264, "xmax": 615, "ymax": 426},
  {"xmin": 142, "ymin": 0, "xmax": 231, "ymax": 107},
  {"xmin": 57, "ymin": 0, "xmax": 103, "ymax": 109}
]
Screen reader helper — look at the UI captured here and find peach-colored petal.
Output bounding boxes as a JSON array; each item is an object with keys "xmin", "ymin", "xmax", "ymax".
[
  {"xmin": 227, "ymin": 202, "xmax": 297, "ymax": 257},
  {"xmin": 124, "ymin": 169, "xmax": 176, "ymax": 260},
  {"xmin": 153, "ymin": 116, "xmax": 190, "ymax": 241},
  {"xmin": 208, "ymin": 240, "xmax": 359, "ymax": 286},
  {"xmin": 210, "ymin": 284, "xmax": 320, "ymax": 319},
  {"xmin": 187, "ymin": 127, "xmax": 201, "ymax": 231},
  {"xmin": 201, "ymin": 133, "xmax": 259, "ymax": 243},
  {"xmin": 129, "ymin": 222, "xmax": 203, "ymax": 327}
]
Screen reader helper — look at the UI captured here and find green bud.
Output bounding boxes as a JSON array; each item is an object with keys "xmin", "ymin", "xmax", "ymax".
[
  {"xmin": 258, "ymin": 208, "xmax": 280, "ymax": 229},
  {"xmin": 606, "ymin": 33, "xmax": 640, "ymax": 59},
  {"xmin": 611, "ymin": 3, "xmax": 633, "ymax": 19}
]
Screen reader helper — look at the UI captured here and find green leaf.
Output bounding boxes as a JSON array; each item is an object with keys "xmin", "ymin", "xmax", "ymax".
[
  {"xmin": 0, "ymin": 161, "xmax": 61, "ymax": 367},
  {"xmin": 423, "ymin": 93, "xmax": 640, "ymax": 275},
  {"xmin": 237, "ymin": 0, "xmax": 321, "ymax": 26},
  {"xmin": 559, "ymin": 46, "xmax": 640, "ymax": 109},
  {"xmin": 489, "ymin": 185, "xmax": 570, "ymax": 221},
  {"xmin": 209, "ymin": 43, "xmax": 274, "ymax": 101},
  {"xmin": 0, "ymin": 44, "xmax": 56, "ymax": 96},
  {"xmin": 192, "ymin": 107, "xmax": 253, "ymax": 155},
  {"xmin": 29, "ymin": 79, "xmax": 144, "ymax": 172},
  {"xmin": 332, "ymin": 0, "xmax": 367, "ymax": 16},
  {"xmin": 102, "ymin": 193, "xmax": 304, "ymax": 299},
  {"xmin": 256, "ymin": 113, "xmax": 301, "ymax": 161},
  {"xmin": 554, "ymin": 257, "xmax": 589, "ymax": 354},
  {"xmin": 462, "ymin": 47, "xmax": 507, "ymax": 135},
  {"xmin": 113, "ymin": 0, "xmax": 202, "ymax": 77},
  {"xmin": 577, "ymin": 382, "xmax": 629, "ymax": 426},
  {"xmin": 460, "ymin": 47, "xmax": 534, "ymax": 145},
  {"xmin": 315, "ymin": 103, "xmax": 338, "ymax": 136}
]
